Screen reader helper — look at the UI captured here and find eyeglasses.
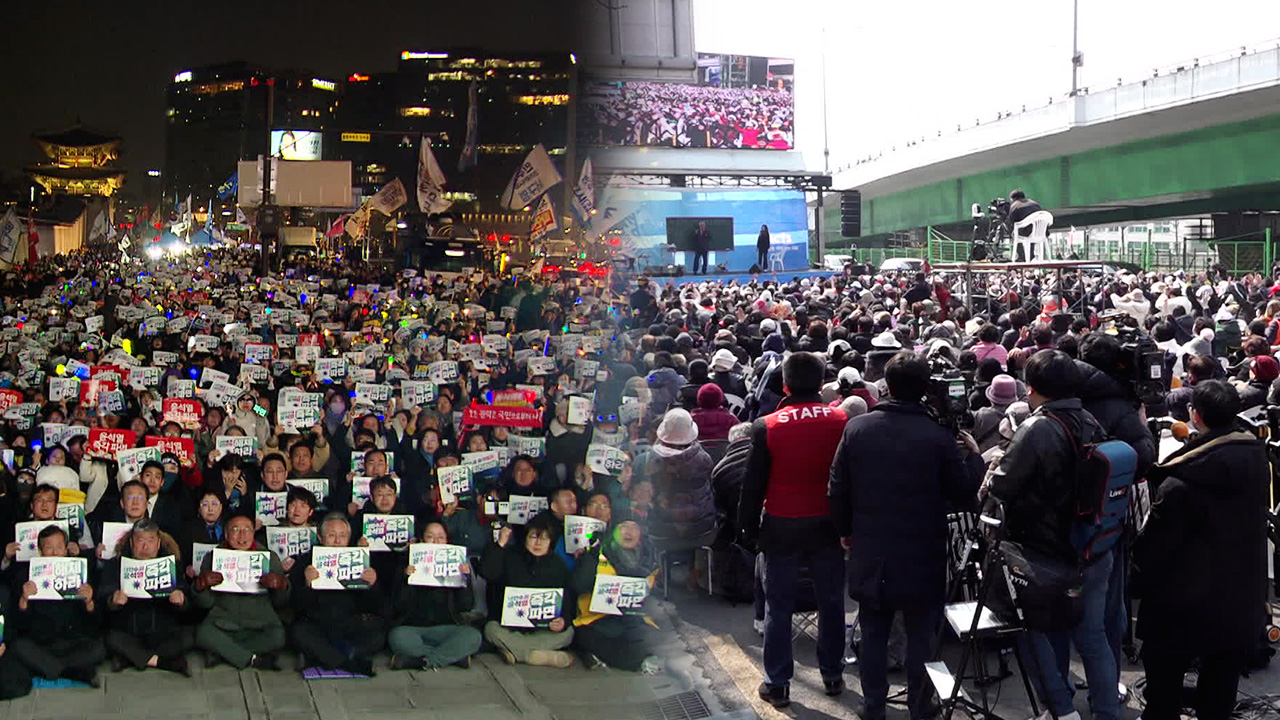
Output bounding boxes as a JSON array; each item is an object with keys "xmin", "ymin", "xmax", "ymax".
[{"xmin": 227, "ymin": 526, "xmax": 254, "ymax": 534}]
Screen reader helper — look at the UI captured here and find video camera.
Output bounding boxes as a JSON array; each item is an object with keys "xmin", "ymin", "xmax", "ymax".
[
  {"xmin": 970, "ymin": 199, "xmax": 1014, "ymax": 260},
  {"xmin": 926, "ymin": 354, "xmax": 971, "ymax": 434},
  {"xmin": 1112, "ymin": 326, "xmax": 1168, "ymax": 402}
]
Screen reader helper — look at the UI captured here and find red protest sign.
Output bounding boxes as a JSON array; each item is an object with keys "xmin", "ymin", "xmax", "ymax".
[
  {"xmin": 87, "ymin": 428, "xmax": 136, "ymax": 460},
  {"xmin": 461, "ymin": 404, "xmax": 543, "ymax": 429},
  {"xmin": 492, "ymin": 389, "xmax": 536, "ymax": 407},
  {"xmin": 162, "ymin": 398, "xmax": 204, "ymax": 431},
  {"xmin": 145, "ymin": 435, "xmax": 196, "ymax": 468},
  {"xmin": 0, "ymin": 389, "xmax": 23, "ymax": 413},
  {"xmin": 90, "ymin": 365, "xmax": 123, "ymax": 381},
  {"xmin": 79, "ymin": 379, "xmax": 118, "ymax": 408}
]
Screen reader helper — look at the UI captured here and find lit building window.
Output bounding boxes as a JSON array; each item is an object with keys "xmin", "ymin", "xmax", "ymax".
[
  {"xmin": 400, "ymin": 107, "xmax": 434, "ymax": 117},
  {"xmin": 193, "ymin": 80, "xmax": 246, "ymax": 95},
  {"xmin": 513, "ymin": 94, "xmax": 570, "ymax": 106}
]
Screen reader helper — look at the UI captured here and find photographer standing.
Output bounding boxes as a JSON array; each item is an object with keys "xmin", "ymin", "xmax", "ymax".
[
  {"xmin": 829, "ymin": 352, "xmax": 983, "ymax": 720},
  {"xmin": 984, "ymin": 350, "xmax": 1115, "ymax": 720},
  {"xmin": 1132, "ymin": 380, "xmax": 1267, "ymax": 720},
  {"xmin": 739, "ymin": 352, "xmax": 849, "ymax": 709}
]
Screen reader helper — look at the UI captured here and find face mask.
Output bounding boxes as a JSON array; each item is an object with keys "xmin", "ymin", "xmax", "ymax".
[{"xmin": 163, "ymin": 471, "xmax": 180, "ymax": 490}]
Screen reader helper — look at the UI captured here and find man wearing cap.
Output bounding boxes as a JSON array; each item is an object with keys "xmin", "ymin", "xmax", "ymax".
[{"xmin": 739, "ymin": 352, "xmax": 849, "ymax": 708}]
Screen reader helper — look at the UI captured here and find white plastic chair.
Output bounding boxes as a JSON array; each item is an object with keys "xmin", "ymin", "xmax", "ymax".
[
  {"xmin": 767, "ymin": 246, "xmax": 787, "ymax": 271},
  {"xmin": 1013, "ymin": 210, "xmax": 1054, "ymax": 262}
]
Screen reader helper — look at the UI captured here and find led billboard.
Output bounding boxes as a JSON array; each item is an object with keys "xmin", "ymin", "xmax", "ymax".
[{"xmin": 270, "ymin": 130, "xmax": 323, "ymax": 161}]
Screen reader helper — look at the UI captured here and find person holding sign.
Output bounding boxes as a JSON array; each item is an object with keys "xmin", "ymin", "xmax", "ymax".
[
  {"xmin": 388, "ymin": 521, "xmax": 482, "ymax": 670},
  {"xmin": 571, "ymin": 514, "xmax": 663, "ymax": 674},
  {"xmin": 10, "ymin": 526, "xmax": 105, "ymax": 687},
  {"xmin": 480, "ymin": 514, "xmax": 575, "ymax": 668},
  {"xmin": 91, "ymin": 480, "xmax": 150, "ymax": 562},
  {"xmin": 289, "ymin": 513, "xmax": 387, "ymax": 677},
  {"xmin": 138, "ymin": 461, "xmax": 183, "ymax": 538},
  {"xmin": 191, "ymin": 515, "xmax": 290, "ymax": 670},
  {"xmin": 180, "ymin": 489, "xmax": 226, "ymax": 578},
  {"xmin": 98, "ymin": 519, "xmax": 191, "ymax": 675}
]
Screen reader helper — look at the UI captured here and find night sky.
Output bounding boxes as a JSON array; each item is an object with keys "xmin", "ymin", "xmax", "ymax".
[{"xmin": 1, "ymin": 0, "xmax": 578, "ymax": 193}]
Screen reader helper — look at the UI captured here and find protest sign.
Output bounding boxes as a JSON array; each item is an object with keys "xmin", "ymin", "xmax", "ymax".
[
  {"xmin": 506, "ymin": 495, "xmax": 549, "ymax": 525},
  {"xmin": 202, "ymin": 379, "xmax": 242, "ymax": 407},
  {"xmin": 296, "ymin": 334, "xmax": 322, "ymax": 363},
  {"xmin": 407, "ymin": 543, "xmax": 468, "ymax": 587},
  {"xmin": 127, "ymin": 366, "xmax": 161, "ymax": 390},
  {"xmin": 527, "ymin": 357, "xmax": 557, "ymax": 377},
  {"xmin": 15, "ymin": 520, "xmax": 67, "ymax": 562},
  {"xmin": 265, "ymin": 526, "xmax": 316, "ymax": 560},
  {"xmin": 116, "ymin": 445, "xmax": 161, "ymax": 484},
  {"xmin": 427, "ymin": 360, "xmax": 459, "ymax": 384},
  {"xmin": 575, "ymin": 359, "xmax": 600, "ymax": 380},
  {"xmin": 86, "ymin": 428, "xmax": 135, "ymax": 461},
  {"xmin": 210, "ymin": 549, "xmax": 269, "ymax": 594},
  {"xmin": 315, "ymin": 357, "xmax": 347, "ymax": 382},
  {"xmin": 200, "ymin": 367, "xmax": 230, "ymax": 386},
  {"xmin": 310, "ymin": 546, "xmax": 370, "ymax": 590},
  {"xmin": 255, "ymin": 492, "xmax": 287, "ymax": 527},
  {"xmin": 28, "ymin": 556, "xmax": 88, "ymax": 600},
  {"xmin": 286, "ymin": 477, "xmax": 329, "ymax": 505},
  {"xmin": 567, "ymin": 395, "xmax": 594, "ymax": 425},
  {"xmin": 40, "ymin": 422, "xmax": 68, "ymax": 448},
  {"xmin": 356, "ymin": 383, "xmax": 393, "ymax": 406},
  {"xmin": 90, "ymin": 364, "xmax": 123, "ymax": 384},
  {"xmin": 276, "ymin": 405, "xmax": 321, "ymax": 432},
  {"xmin": 162, "ymin": 398, "xmax": 203, "ymax": 430},
  {"xmin": 239, "ymin": 363, "xmax": 268, "ymax": 385},
  {"xmin": 401, "ymin": 381, "xmax": 436, "ymax": 407},
  {"xmin": 510, "ymin": 435, "xmax": 546, "ymax": 459},
  {"xmin": 586, "ymin": 444, "xmax": 629, "ymax": 477},
  {"xmin": 461, "ymin": 404, "xmax": 542, "ymax": 428},
  {"xmin": 243, "ymin": 343, "xmax": 275, "ymax": 364},
  {"xmin": 152, "ymin": 351, "xmax": 179, "ymax": 366},
  {"xmin": 216, "ymin": 435, "xmax": 259, "ymax": 459},
  {"xmin": 500, "ymin": 587, "xmax": 563, "ymax": 629},
  {"xmin": 120, "ymin": 556, "xmax": 178, "ymax": 599},
  {"xmin": 145, "ymin": 436, "xmax": 196, "ymax": 468},
  {"xmin": 460, "ymin": 450, "xmax": 500, "ymax": 474},
  {"xmin": 190, "ymin": 334, "xmax": 219, "ymax": 352},
  {"xmin": 167, "ymin": 378, "xmax": 195, "ymax": 399},
  {"xmin": 564, "ymin": 515, "xmax": 607, "ymax": 554},
  {"xmin": 48, "ymin": 377, "xmax": 79, "ymax": 402},
  {"xmin": 97, "ymin": 390, "xmax": 125, "ymax": 415},
  {"xmin": 55, "ymin": 502, "xmax": 85, "ymax": 537},
  {"xmin": 589, "ymin": 574, "xmax": 650, "ymax": 616},
  {"xmin": 191, "ymin": 542, "xmax": 216, "ymax": 572},
  {"xmin": 98, "ymin": 521, "xmax": 133, "ymax": 561},
  {"xmin": 361, "ymin": 514, "xmax": 414, "ymax": 552},
  {"xmin": 79, "ymin": 379, "xmax": 116, "ymax": 408},
  {"xmin": 436, "ymin": 465, "xmax": 473, "ymax": 504}
]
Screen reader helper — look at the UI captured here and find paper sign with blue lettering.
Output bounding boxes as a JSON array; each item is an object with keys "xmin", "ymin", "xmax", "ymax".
[
  {"xmin": 501, "ymin": 587, "xmax": 563, "ymax": 629},
  {"xmin": 120, "ymin": 556, "xmax": 177, "ymax": 599},
  {"xmin": 310, "ymin": 546, "xmax": 370, "ymax": 590}
]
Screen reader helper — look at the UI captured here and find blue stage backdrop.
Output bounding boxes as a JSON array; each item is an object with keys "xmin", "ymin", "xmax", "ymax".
[{"xmin": 592, "ymin": 187, "xmax": 810, "ymax": 273}]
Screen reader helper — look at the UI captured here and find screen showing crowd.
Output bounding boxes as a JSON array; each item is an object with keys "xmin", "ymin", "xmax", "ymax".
[{"xmin": 579, "ymin": 54, "xmax": 795, "ymax": 150}]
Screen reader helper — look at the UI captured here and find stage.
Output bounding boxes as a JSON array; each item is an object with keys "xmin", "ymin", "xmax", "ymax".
[{"xmin": 644, "ymin": 268, "xmax": 840, "ymax": 288}]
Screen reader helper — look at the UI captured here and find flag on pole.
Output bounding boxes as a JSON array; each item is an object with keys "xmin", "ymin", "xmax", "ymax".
[
  {"xmin": 91, "ymin": 208, "xmax": 110, "ymax": 241},
  {"xmin": 570, "ymin": 157, "xmax": 596, "ymax": 223},
  {"xmin": 185, "ymin": 194, "xmax": 194, "ymax": 224},
  {"xmin": 216, "ymin": 172, "xmax": 239, "ymax": 200},
  {"xmin": 369, "ymin": 178, "xmax": 407, "ymax": 216},
  {"xmin": 416, "ymin": 137, "xmax": 451, "ymax": 215},
  {"xmin": 458, "ymin": 80, "xmax": 480, "ymax": 172},
  {"xmin": 326, "ymin": 214, "xmax": 349, "ymax": 238},
  {"xmin": 235, "ymin": 206, "xmax": 249, "ymax": 226},
  {"xmin": 345, "ymin": 203, "xmax": 372, "ymax": 238},
  {"xmin": 500, "ymin": 144, "xmax": 562, "ymax": 210},
  {"xmin": 529, "ymin": 194, "xmax": 557, "ymax": 243},
  {"xmin": 204, "ymin": 201, "xmax": 213, "ymax": 235}
]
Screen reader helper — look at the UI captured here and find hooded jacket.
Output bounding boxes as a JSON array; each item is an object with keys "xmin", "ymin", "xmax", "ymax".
[{"xmin": 1133, "ymin": 429, "xmax": 1268, "ymax": 652}]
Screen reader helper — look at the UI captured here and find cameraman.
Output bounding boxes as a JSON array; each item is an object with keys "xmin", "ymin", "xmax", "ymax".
[
  {"xmin": 1076, "ymin": 332, "xmax": 1157, "ymax": 686},
  {"xmin": 1005, "ymin": 189, "xmax": 1043, "ymax": 261},
  {"xmin": 830, "ymin": 352, "xmax": 983, "ymax": 720},
  {"xmin": 983, "ymin": 350, "xmax": 1116, "ymax": 720}
]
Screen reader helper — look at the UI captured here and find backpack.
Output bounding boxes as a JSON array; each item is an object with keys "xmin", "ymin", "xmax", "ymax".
[{"xmin": 1044, "ymin": 413, "xmax": 1139, "ymax": 563}]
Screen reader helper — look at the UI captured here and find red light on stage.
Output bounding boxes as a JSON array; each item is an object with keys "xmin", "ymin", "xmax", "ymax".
[
  {"xmin": 487, "ymin": 233, "xmax": 497, "ymax": 242},
  {"xmin": 501, "ymin": 234, "xmax": 511, "ymax": 243}
]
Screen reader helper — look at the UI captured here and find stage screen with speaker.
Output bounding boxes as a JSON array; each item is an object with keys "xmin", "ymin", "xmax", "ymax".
[
  {"xmin": 590, "ymin": 187, "xmax": 809, "ymax": 273},
  {"xmin": 665, "ymin": 217, "xmax": 735, "ymax": 251}
]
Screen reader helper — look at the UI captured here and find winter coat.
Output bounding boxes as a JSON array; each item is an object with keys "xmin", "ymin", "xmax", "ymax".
[
  {"xmin": 691, "ymin": 406, "xmax": 737, "ymax": 444},
  {"xmin": 637, "ymin": 445, "xmax": 716, "ymax": 541},
  {"xmin": 97, "ymin": 532, "xmax": 189, "ymax": 637},
  {"xmin": 480, "ymin": 541, "xmax": 574, "ymax": 625},
  {"xmin": 1133, "ymin": 429, "xmax": 1268, "ymax": 653},
  {"xmin": 191, "ymin": 544, "xmax": 289, "ymax": 631},
  {"xmin": 288, "ymin": 546, "xmax": 391, "ymax": 629},
  {"xmin": 393, "ymin": 573, "xmax": 474, "ymax": 628},
  {"xmin": 830, "ymin": 400, "xmax": 983, "ymax": 610},
  {"xmin": 1075, "ymin": 361, "xmax": 1158, "ymax": 476},
  {"xmin": 984, "ymin": 398, "xmax": 1103, "ymax": 562}
]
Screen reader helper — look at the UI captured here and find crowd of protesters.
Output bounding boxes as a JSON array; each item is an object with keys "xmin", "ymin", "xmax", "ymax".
[{"xmin": 580, "ymin": 81, "xmax": 794, "ymax": 150}]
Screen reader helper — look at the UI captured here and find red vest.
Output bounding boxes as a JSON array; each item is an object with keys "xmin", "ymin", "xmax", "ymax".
[{"xmin": 762, "ymin": 401, "xmax": 848, "ymax": 518}]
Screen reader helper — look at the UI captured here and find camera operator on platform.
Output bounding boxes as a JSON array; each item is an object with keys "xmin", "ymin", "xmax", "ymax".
[
  {"xmin": 1005, "ymin": 190, "xmax": 1043, "ymax": 261},
  {"xmin": 829, "ymin": 352, "xmax": 983, "ymax": 720}
]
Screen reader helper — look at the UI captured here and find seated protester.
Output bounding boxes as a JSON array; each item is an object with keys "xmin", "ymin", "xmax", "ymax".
[
  {"xmin": 480, "ymin": 513, "xmax": 576, "ymax": 668},
  {"xmin": 1166, "ymin": 355, "xmax": 1216, "ymax": 422},
  {"xmin": 571, "ymin": 514, "xmax": 664, "ymax": 674},
  {"xmin": 204, "ymin": 454, "xmax": 253, "ymax": 518},
  {"xmin": 191, "ymin": 514, "xmax": 290, "ymax": 670},
  {"xmin": 388, "ymin": 521, "xmax": 483, "ymax": 670},
  {"xmin": 138, "ymin": 461, "xmax": 183, "ymax": 537},
  {"xmin": 98, "ymin": 519, "xmax": 191, "ymax": 675},
  {"xmin": 289, "ymin": 513, "xmax": 387, "ymax": 677},
  {"xmin": 690, "ymin": 384, "xmax": 737, "ymax": 444},
  {"xmin": 418, "ymin": 450, "xmax": 490, "ymax": 557},
  {"xmin": 277, "ymin": 487, "xmax": 319, "ymax": 572},
  {"xmin": 710, "ymin": 422, "xmax": 753, "ymax": 545},
  {"xmin": 353, "ymin": 476, "xmax": 413, "ymax": 595},
  {"xmin": 4, "ymin": 483, "xmax": 80, "ymax": 579},
  {"xmin": 92, "ymin": 480, "xmax": 151, "ymax": 562},
  {"xmin": 583, "ymin": 492, "xmax": 612, "ymax": 529},
  {"xmin": 181, "ymin": 489, "xmax": 226, "ymax": 578},
  {"xmin": 971, "ymin": 375, "xmax": 1020, "ymax": 454},
  {"xmin": 543, "ymin": 397, "xmax": 592, "ymax": 488},
  {"xmin": 1237, "ymin": 354, "xmax": 1279, "ymax": 410},
  {"xmin": 10, "ymin": 526, "xmax": 105, "ymax": 686},
  {"xmin": 345, "ymin": 448, "xmax": 395, "ymax": 517},
  {"xmin": 528, "ymin": 488, "xmax": 580, "ymax": 572}
]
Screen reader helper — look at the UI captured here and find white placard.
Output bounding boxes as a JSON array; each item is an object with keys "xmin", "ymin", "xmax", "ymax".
[
  {"xmin": 506, "ymin": 495, "xmax": 549, "ymax": 525},
  {"xmin": 407, "ymin": 543, "xmax": 468, "ymax": 587},
  {"xmin": 564, "ymin": 515, "xmax": 607, "ymax": 554},
  {"xmin": 210, "ymin": 549, "xmax": 270, "ymax": 594},
  {"xmin": 15, "ymin": 520, "xmax": 68, "ymax": 562}
]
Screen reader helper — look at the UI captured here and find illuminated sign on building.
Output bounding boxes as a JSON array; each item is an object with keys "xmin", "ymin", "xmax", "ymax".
[
  {"xmin": 311, "ymin": 78, "xmax": 336, "ymax": 91},
  {"xmin": 401, "ymin": 51, "xmax": 450, "ymax": 60},
  {"xmin": 341, "ymin": 132, "xmax": 372, "ymax": 143},
  {"xmin": 174, "ymin": 71, "xmax": 193, "ymax": 83}
]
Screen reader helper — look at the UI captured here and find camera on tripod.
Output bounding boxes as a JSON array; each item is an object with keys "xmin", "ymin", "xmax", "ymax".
[
  {"xmin": 926, "ymin": 355, "xmax": 971, "ymax": 434},
  {"xmin": 1113, "ymin": 326, "xmax": 1168, "ymax": 402},
  {"xmin": 970, "ymin": 199, "xmax": 1014, "ymax": 261}
]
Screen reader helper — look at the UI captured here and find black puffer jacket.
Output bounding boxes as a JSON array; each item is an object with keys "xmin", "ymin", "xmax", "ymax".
[
  {"xmin": 480, "ymin": 541, "xmax": 574, "ymax": 625},
  {"xmin": 1075, "ymin": 361, "xmax": 1157, "ymax": 476},
  {"xmin": 96, "ymin": 532, "xmax": 188, "ymax": 637},
  {"xmin": 1133, "ymin": 429, "xmax": 1268, "ymax": 653},
  {"xmin": 984, "ymin": 398, "xmax": 1104, "ymax": 562}
]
